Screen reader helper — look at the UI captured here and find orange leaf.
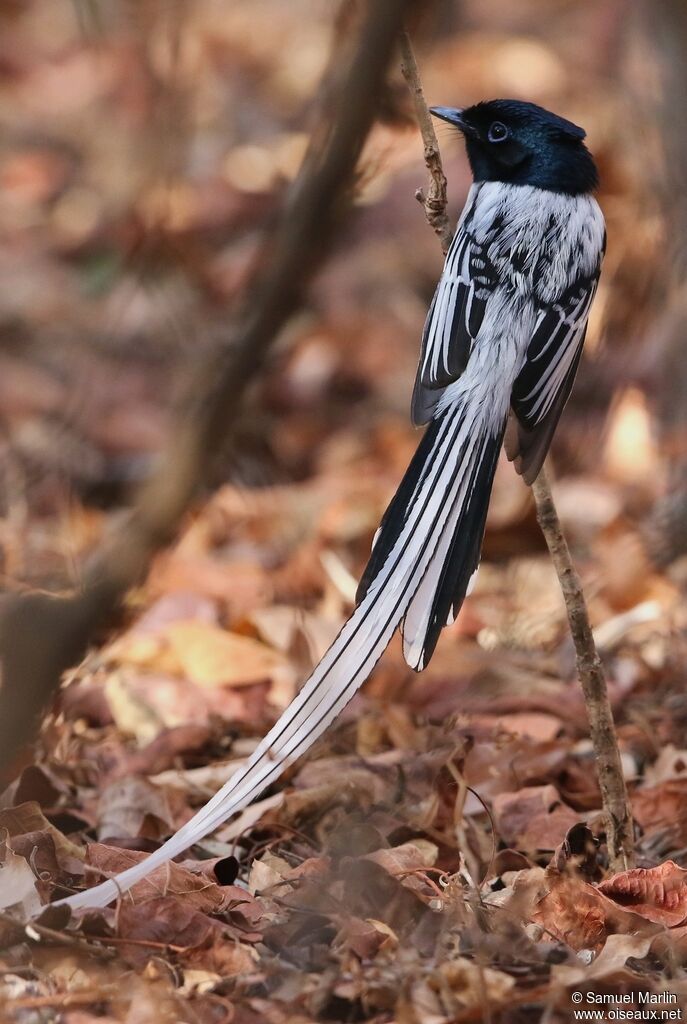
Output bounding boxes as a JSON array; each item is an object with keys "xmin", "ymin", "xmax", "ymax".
[{"xmin": 165, "ymin": 620, "xmax": 290, "ymax": 688}]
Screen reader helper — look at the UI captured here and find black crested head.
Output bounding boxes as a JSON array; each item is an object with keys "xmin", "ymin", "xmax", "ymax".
[{"xmin": 430, "ymin": 99, "xmax": 598, "ymax": 196}]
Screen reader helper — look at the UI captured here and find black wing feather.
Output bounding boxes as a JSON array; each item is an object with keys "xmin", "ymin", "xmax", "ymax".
[
  {"xmin": 411, "ymin": 206, "xmax": 498, "ymax": 426},
  {"xmin": 506, "ymin": 259, "xmax": 602, "ymax": 484}
]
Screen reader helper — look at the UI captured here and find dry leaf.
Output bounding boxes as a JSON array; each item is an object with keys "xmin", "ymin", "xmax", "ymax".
[
  {"xmin": 553, "ymin": 932, "xmax": 654, "ymax": 986},
  {"xmin": 406, "ymin": 958, "xmax": 515, "ymax": 1020},
  {"xmin": 96, "ymin": 776, "xmax": 176, "ymax": 841},
  {"xmin": 532, "ymin": 871, "xmax": 654, "ymax": 952},
  {"xmin": 110, "ymin": 618, "xmax": 293, "ymax": 691},
  {"xmin": 364, "ymin": 841, "xmax": 439, "ymax": 900},
  {"xmin": 632, "ymin": 779, "xmax": 687, "ymax": 846},
  {"xmin": 117, "ymin": 895, "xmax": 215, "ymax": 952},
  {"xmin": 339, "ymin": 916, "xmax": 398, "ymax": 958},
  {"xmin": 599, "ymin": 860, "xmax": 687, "ymax": 927},
  {"xmin": 0, "ymin": 802, "xmax": 85, "ymax": 864},
  {"xmin": 0, "ymin": 835, "xmax": 42, "ymax": 919},
  {"xmin": 492, "ymin": 785, "xmax": 581, "ymax": 850},
  {"xmin": 165, "ymin": 620, "xmax": 290, "ymax": 689},
  {"xmin": 83, "ymin": 843, "xmax": 237, "ymax": 912},
  {"xmin": 248, "ymin": 852, "xmax": 292, "ymax": 894}
]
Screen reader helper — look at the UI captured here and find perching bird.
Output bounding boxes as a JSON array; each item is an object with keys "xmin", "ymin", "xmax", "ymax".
[{"xmin": 60, "ymin": 99, "xmax": 606, "ymax": 910}]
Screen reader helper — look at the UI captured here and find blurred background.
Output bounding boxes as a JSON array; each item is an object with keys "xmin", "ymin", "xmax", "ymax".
[{"xmin": 4, "ymin": 1, "xmax": 687, "ymax": 1015}]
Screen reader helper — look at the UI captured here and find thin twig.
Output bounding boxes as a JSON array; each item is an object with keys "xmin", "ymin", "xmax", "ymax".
[
  {"xmin": 531, "ymin": 468, "xmax": 634, "ymax": 870},
  {"xmin": 0, "ymin": 910, "xmax": 115, "ymax": 960},
  {"xmin": 399, "ymin": 31, "xmax": 453, "ymax": 254},
  {"xmin": 0, "ymin": 991, "xmax": 115, "ymax": 1010},
  {"xmin": 399, "ymin": 34, "xmax": 634, "ymax": 873}
]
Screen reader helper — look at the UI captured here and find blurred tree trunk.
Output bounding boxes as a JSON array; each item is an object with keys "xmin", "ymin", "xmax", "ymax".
[{"xmin": 641, "ymin": 0, "xmax": 687, "ymax": 565}]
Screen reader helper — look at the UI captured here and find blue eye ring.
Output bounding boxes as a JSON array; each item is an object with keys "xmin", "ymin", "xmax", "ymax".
[{"xmin": 487, "ymin": 121, "xmax": 510, "ymax": 143}]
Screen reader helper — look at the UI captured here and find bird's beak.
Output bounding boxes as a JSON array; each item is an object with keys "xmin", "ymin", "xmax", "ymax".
[{"xmin": 429, "ymin": 106, "xmax": 474, "ymax": 136}]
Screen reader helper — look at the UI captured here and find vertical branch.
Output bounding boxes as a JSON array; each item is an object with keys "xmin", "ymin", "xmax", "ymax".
[
  {"xmin": 399, "ymin": 33, "xmax": 634, "ymax": 872},
  {"xmin": 531, "ymin": 469, "xmax": 634, "ymax": 871}
]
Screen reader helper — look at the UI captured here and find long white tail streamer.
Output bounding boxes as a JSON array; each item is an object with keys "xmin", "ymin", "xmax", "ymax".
[{"xmin": 58, "ymin": 398, "xmax": 495, "ymax": 910}]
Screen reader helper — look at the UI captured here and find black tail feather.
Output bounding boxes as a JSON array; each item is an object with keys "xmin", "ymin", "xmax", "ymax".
[
  {"xmin": 415, "ymin": 431, "xmax": 502, "ymax": 665},
  {"xmin": 356, "ymin": 413, "xmax": 446, "ymax": 605}
]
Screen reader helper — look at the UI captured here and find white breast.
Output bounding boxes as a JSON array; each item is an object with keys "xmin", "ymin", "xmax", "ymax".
[{"xmin": 470, "ymin": 182, "xmax": 605, "ymax": 302}]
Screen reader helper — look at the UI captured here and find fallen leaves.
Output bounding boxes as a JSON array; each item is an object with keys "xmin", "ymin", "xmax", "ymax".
[{"xmin": 530, "ymin": 857, "xmax": 687, "ymax": 962}]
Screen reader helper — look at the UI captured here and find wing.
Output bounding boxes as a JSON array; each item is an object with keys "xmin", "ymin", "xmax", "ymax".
[
  {"xmin": 411, "ymin": 216, "xmax": 499, "ymax": 426},
  {"xmin": 505, "ymin": 263, "xmax": 602, "ymax": 485}
]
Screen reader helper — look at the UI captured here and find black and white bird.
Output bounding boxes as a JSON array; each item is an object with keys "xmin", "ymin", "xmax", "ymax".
[{"xmin": 61, "ymin": 99, "xmax": 606, "ymax": 910}]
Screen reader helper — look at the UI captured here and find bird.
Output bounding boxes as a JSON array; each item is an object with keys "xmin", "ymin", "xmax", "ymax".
[{"xmin": 59, "ymin": 99, "xmax": 606, "ymax": 911}]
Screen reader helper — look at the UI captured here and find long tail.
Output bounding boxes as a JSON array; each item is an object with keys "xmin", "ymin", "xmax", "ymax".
[{"xmin": 58, "ymin": 398, "xmax": 503, "ymax": 911}]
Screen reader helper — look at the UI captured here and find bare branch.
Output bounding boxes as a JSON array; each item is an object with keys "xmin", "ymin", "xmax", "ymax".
[
  {"xmin": 531, "ymin": 469, "xmax": 634, "ymax": 870},
  {"xmin": 399, "ymin": 33, "xmax": 634, "ymax": 872}
]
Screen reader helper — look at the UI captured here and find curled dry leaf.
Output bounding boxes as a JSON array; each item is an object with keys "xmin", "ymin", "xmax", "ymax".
[
  {"xmin": 483, "ymin": 865, "xmax": 546, "ymax": 919},
  {"xmin": 248, "ymin": 852, "xmax": 293, "ymax": 895},
  {"xmin": 531, "ymin": 872, "xmax": 656, "ymax": 952},
  {"xmin": 551, "ymin": 823, "xmax": 600, "ymax": 879},
  {"xmin": 338, "ymin": 916, "xmax": 399, "ymax": 959},
  {"xmin": 10, "ymin": 830, "xmax": 62, "ymax": 881},
  {"xmin": 598, "ymin": 860, "xmax": 687, "ymax": 927}
]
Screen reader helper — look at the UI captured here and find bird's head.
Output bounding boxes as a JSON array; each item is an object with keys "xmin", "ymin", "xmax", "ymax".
[{"xmin": 430, "ymin": 99, "xmax": 598, "ymax": 196}]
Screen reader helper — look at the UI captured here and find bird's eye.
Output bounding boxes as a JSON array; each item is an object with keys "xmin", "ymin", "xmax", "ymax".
[{"xmin": 487, "ymin": 121, "xmax": 509, "ymax": 143}]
